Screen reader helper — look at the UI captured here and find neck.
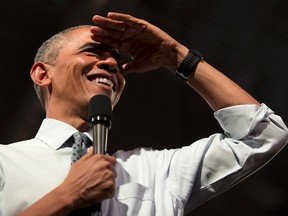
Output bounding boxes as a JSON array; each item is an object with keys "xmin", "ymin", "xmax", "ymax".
[{"xmin": 46, "ymin": 103, "xmax": 90, "ymax": 132}]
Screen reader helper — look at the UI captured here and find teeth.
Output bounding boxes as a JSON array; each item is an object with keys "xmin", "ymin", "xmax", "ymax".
[{"xmin": 92, "ymin": 77, "xmax": 114, "ymax": 89}]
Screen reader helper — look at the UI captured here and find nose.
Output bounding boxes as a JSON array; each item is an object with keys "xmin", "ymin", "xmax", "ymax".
[{"xmin": 96, "ymin": 55, "xmax": 119, "ymax": 74}]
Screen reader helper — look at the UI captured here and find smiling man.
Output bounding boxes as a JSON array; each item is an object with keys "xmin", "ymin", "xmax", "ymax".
[
  {"xmin": 0, "ymin": 12, "xmax": 287, "ymax": 216},
  {"xmin": 31, "ymin": 26, "xmax": 125, "ymax": 130}
]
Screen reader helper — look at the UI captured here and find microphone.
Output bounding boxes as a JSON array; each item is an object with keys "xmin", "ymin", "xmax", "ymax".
[
  {"xmin": 88, "ymin": 94, "xmax": 112, "ymax": 216},
  {"xmin": 88, "ymin": 94, "xmax": 112, "ymax": 155}
]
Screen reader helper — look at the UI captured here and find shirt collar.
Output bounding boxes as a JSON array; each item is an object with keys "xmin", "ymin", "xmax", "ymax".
[{"xmin": 35, "ymin": 118, "xmax": 92, "ymax": 150}]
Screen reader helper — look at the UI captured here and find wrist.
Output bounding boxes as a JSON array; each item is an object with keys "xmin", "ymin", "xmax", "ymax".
[
  {"xmin": 176, "ymin": 45, "xmax": 190, "ymax": 69},
  {"xmin": 54, "ymin": 182, "xmax": 81, "ymax": 213},
  {"xmin": 175, "ymin": 48, "xmax": 204, "ymax": 81},
  {"xmin": 18, "ymin": 184, "xmax": 77, "ymax": 216},
  {"xmin": 164, "ymin": 44, "xmax": 188, "ymax": 72}
]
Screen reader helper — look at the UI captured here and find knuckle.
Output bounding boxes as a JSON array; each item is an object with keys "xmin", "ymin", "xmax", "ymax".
[
  {"xmin": 102, "ymin": 180, "xmax": 115, "ymax": 199},
  {"xmin": 107, "ymin": 185, "xmax": 116, "ymax": 198}
]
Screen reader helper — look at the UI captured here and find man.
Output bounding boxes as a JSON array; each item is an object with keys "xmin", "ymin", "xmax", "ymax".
[{"xmin": 0, "ymin": 12, "xmax": 287, "ymax": 216}]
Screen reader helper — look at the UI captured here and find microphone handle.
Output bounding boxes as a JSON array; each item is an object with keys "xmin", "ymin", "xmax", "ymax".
[
  {"xmin": 92, "ymin": 123, "xmax": 109, "ymax": 216},
  {"xmin": 92, "ymin": 123, "xmax": 108, "ymax": 154}
]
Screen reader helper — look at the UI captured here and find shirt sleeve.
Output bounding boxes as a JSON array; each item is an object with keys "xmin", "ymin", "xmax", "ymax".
[
  {"xmin": 0, "ymin": 160, "xmax": 5, "ymax": 216},
  {"xmin": 165, "ymin": 104, "xmax": 288, "ymax": 213}
]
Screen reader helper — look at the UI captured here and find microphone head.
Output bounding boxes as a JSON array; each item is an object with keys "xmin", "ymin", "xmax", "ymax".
[{"xmin": 88, "ymin": 95, "xmax": 112, "ymax": 128}]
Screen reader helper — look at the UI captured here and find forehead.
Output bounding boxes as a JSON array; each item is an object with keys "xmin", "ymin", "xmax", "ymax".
[
  {"xmin": 55, "ymin": 27, "xmax": 121, "ymax": 64},
  {"xmin": 64, "ymin": 27, "xmax": 96, "ymax": 49}
]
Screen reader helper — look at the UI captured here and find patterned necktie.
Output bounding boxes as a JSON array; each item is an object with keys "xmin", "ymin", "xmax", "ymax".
[
  {"xmin": 68, "ymin": 132, "xmax": 100, "ymax": 216},
  {"xmin": 71, "ymin": 132, "xmax": 92, "ymax": 165}
]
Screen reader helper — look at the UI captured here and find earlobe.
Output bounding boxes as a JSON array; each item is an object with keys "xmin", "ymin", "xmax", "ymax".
[{"xmin": 30, "ymin": 62, "xmax": 51, "ymax": 87}]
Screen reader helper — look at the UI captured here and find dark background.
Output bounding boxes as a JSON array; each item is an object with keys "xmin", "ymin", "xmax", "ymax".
[{"xmin": 1, "ymin": 0, "xmax": 288, "ymax": 215}]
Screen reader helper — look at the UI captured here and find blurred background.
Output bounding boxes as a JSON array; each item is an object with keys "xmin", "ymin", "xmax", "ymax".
[{"xmin": 0, "ymin": 0, "xmax": 287, "ymax": 215}]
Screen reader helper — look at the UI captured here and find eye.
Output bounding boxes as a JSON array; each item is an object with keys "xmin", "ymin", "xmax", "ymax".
[{"xmin": 83, "ymin": 48, "xmax": 99, "ymax": 56}]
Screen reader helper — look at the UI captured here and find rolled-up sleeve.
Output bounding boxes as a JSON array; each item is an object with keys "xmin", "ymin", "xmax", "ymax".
[
  {"xmin": 0, "ymin": 162, "xmax": 5, "ymax": 216},
  {"xmin": 214, "ymin": 103, "xmax": 288, "ymax": 165},
  {"xmin": 169, "ymin": 104, "xmax": 288, "ymax": 213}
]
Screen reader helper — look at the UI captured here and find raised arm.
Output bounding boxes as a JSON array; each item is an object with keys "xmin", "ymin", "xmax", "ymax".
[
  {"xmin": 91, "ymin": 12, "xmax": 260, "ymax": 111},
  {"xmin": 90, "ymin": 13, "xmax": 288, "ymax": 215}
]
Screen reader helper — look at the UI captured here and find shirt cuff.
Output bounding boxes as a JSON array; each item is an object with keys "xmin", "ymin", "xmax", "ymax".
[{"xmin": 214, "ymin": 103, "xmax": 272, "ymax": 139}]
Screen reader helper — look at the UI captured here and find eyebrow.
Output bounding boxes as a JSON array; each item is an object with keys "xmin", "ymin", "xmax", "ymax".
[{"xmin": 78, "ymin": 42, "xmax": 105, "ymax": 51}]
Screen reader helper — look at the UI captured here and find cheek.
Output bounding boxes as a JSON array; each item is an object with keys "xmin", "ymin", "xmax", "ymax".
[
  {"xmin": 57, "ymin": 55, "xmax": 94, "ymax": 75},
  {"xmin": 75, "ymin": 57, "xmax": 95, "ymax": 74},
  {"xmin": 51, "ymin": 62, "xmax": 85, "ymax": 94},
  {"xmin": 118, "ymin": 74, "xmax": 126, "ymax": 93},
  {"xmin": 113, "ymin": 74, "xmax": 126, "ymax": 106}
]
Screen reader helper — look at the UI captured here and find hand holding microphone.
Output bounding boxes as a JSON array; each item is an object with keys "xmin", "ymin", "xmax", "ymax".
[{"xmin": 88, "ymin": 94, "xmax": 113, "ymax": 216}]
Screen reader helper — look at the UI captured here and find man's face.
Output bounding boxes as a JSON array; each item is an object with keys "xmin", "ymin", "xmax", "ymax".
[{"xmin": 47, "ymin": 27, "xmax": 125, "ymax": 118}]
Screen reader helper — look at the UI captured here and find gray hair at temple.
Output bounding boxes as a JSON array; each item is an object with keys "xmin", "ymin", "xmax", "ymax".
[{"xmin": 33, "ymin": 25, "xmax": 92, "ymax": 109}]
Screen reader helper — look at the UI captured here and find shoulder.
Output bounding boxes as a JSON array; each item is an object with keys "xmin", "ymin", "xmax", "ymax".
[
  {"xmin": 1, "ymin": 138, "xmax": 39, "ymax": 148},
  {"xmin": 0, "ymin": 138, "xmax": 45, "ymax": 158}
]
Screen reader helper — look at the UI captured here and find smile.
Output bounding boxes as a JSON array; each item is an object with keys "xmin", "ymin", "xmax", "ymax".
[{"xmin": 91, "ymin": 77, "xmax": 114, "ymax": 90}]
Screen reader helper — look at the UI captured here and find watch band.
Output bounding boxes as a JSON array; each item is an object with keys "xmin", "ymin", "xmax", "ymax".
[{"xmin": 175, "ymin": 49, "xmax": 204, "ymax": 80}]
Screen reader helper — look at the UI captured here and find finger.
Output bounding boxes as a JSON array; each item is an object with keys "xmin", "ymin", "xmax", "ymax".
[
  {"xmin": 105, "ymin": 162, "xmax": 117, "ymax": 179},
  {"xmin": 106, "ymin": 155, "xmax": 117, "ymax": 166},
  {"xmin": 91, "ymin": 23, "xmax": 145, "ymax": 45},
  {"xmin": 77, "ymin": 146, "xmax": 94, "ymax": 161},
  {"xmin": 107, "ymin": 12, "xmax": 145, "ymax": 28},
  {"xmin": 92, "ymin": 154, "xmax": 117, "ymax": 166},
  {"xmin": 90, "ymin": 35, "xmax": 122, "ymax": 49},
  {"xmin": 120, "ymin": 63, "xmax": 128, "ymax": 74},
  {"xmin": 123, "ymin": 56, "xmax": 160, "ymax": 74},
  {"xmin": 90, "ymin": 26, "xmax": 123, "ymax": 39},
  {"xmin": 87, "ymin": 146, "xmax": 94, "ymax": 154},
  {"xmin": 122, "ymin": 60, "xmax": 146, "ymax": 74},
  {"xmin": 92, "ymin": 15, "xmax": 126, "ymax": 31},
  {"xmin": 106, "ymin": 12, "xmax": 148, "ymax": 35}
]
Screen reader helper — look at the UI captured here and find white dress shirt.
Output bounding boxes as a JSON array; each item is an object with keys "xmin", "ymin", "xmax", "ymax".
[{"xmin": 0, "ymin": 104, "xmax": 287, "ymax": 216}]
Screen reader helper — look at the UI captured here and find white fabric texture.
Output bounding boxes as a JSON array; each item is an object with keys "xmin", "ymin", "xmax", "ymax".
[{"xmin": 0, "ymin": 104, "xmax": 287, "ymax": 216}]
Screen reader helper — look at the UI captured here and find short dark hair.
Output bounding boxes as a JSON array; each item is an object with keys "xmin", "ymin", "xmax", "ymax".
[{"xmin": 33, "ymin": 25, "xmax": 92, "ymax": 109}]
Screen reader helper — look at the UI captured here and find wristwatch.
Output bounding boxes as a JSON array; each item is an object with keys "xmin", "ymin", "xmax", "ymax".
[{"xmin": 175, "ymin": 49, "xmax": 204, "ymax": 80}]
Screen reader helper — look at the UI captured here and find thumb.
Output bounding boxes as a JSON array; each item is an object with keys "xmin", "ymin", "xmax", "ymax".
[
  {"xmin": 122, "ymin": 60, "xmax": 146, "ymax": 75},
  {"xmin": 121, "ymin": 63, "xmax": 133, "ymax": 75},
  {"xmin": 80, "ymin": 147, "xmax": 94, "ymax": 160}
]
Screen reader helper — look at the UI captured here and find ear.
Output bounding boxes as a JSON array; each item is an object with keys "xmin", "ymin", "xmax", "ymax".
[{"xmin": 30, "ymin": 62, "xmax": 52, "ymax": 87}]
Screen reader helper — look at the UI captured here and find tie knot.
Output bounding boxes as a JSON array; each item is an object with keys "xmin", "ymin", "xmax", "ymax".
[
  {"xmin": 80, "ymin": 133, "xmax": 93, "ymax": 148},
  {"xmin": 61, "ymin": 132, "xmax": 92, "ymax": 149},
  {"xmin": 73, "ymin": 132, "xmax": 92, "ymax": 147}
]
